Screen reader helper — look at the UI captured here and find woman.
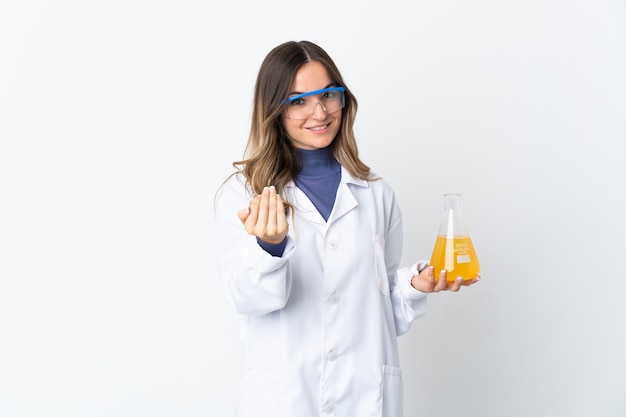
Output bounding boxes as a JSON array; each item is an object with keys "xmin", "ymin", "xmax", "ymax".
[{"xmin": 214, "ymin": 40, "xmax": 480, "ymax": 417}]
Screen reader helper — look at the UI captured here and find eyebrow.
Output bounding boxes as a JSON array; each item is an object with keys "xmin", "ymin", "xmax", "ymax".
[{"xmin": 289, "ymin": 83, "xmax": 337, "ymax": 96}]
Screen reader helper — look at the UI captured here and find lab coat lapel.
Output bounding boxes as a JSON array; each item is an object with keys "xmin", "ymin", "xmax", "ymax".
[
  {"xmin": 286, "ymin": 181, "xmax": 326, "ymax": 225},
  {"xmin": 327, "ymin": 167, "xmax": 368, "ymax": 225}
]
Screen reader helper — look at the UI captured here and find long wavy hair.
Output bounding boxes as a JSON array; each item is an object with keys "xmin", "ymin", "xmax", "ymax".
[{"xmin": 233, "ymin": 40, "xmax": 372, "ymax": 199}]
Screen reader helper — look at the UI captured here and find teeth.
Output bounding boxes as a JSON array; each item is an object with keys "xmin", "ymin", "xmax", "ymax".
[{"xmin": 310, "ymin": 124, "xmax": 328, "ymax": 131}]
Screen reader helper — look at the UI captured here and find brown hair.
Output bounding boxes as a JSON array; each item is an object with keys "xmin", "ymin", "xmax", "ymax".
[{"xmin": 233, "ymin": 40, "xmax": 372, "ymax": 199}]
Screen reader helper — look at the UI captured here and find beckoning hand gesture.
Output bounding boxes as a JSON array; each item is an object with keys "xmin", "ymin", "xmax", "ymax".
[{"xmin": 237, "ymin": 185, "xmax": 289, "ymax": 244}]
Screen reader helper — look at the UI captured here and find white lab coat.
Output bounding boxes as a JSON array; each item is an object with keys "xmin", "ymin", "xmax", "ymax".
[{"xmin": 214, "ymin": 168, "xmax": 429, "ymax": 417}]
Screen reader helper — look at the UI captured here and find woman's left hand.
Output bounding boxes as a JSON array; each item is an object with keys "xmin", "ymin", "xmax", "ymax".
[{"xmin": 411, "ymin": 266, "xmax": 480, "ymax": 293}]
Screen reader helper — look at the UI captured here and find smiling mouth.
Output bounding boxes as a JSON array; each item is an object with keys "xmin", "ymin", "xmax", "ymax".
[{"xmin": 308, "ymin": 123, "xmax": 330, "ymax": 131}]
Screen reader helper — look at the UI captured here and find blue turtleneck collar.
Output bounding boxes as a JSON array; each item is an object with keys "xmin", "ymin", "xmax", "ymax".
[{"xmin": 295, "ymin": 146, "xmax": 340, "ymax": 178}]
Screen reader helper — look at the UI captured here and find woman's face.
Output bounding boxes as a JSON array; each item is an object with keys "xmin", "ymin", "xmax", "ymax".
[{"xmin": 282, "ymin": 61, "xmax": 342, "ymax": 150}]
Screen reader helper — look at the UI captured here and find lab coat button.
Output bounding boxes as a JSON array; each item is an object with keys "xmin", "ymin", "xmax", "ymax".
[
  {"xmin": 327, "ymin": 350, "xmax": 338, "ymax": 361},
  {"xmin": 328, "ymin": 240, "xmax": 339, "ymax": 250},
  {"xmin": 323, "ymin": 404, "xmax": 335, "ymax": 414},
  {"xmin": 329, "ymin": 295, "xmax": 340, "ymax": 304}
]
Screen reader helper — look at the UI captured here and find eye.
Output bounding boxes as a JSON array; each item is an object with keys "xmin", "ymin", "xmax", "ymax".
[
  {"xmin": 289, "ymin": 97, "xmax": 305, "ymax": 106},
  {"xmin": 322, "ymin": 90, "xmax": 338, "ymax": 101}
]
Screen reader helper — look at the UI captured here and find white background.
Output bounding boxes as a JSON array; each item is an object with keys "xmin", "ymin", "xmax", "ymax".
[{"xmin": 1, "ymin": 1, "xmax": 625, "ymax": 416}]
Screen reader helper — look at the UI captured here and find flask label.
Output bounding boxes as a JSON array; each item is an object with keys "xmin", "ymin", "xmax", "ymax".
[{"xmin": 457, "ymin": 254, "xmax": 471, "ymax": 264}]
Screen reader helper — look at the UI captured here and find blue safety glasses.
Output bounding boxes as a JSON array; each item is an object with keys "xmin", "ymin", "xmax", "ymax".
[{"xmin": 282, "ymin": 86, "xmax": 346, "ymax": 120}]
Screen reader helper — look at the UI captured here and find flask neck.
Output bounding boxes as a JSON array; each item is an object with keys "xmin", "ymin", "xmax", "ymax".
[
  {"xmin": 444, "ymin": 193, "xmax": 461, "ymax": 212},
  {"xmin": 439, "ymin": 193, "xmax": 468, "ymax": 237}
]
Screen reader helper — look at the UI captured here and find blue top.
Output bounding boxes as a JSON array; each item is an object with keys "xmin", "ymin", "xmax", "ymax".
[
  {"xmin": 258, "ymin": 146, "xmax": 341, "ymax": 256},
  {"xmin": 293, "ymin": 146, "xmax": 341, "ymax": 221}
]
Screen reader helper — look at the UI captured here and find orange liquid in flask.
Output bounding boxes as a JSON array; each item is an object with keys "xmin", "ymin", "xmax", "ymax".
[{"xmin": 429, "ymin": 235, "xmax": 480, "ymax": 282}]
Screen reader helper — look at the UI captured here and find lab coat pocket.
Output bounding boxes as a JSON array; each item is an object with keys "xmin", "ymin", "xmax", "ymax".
[
  {"xmin": 239, "ymin": 369, "xmax": 281, "ymax": 417},
  {"xmin": 374, "ymin": 234, "xmax": 390, "ymax": 296},
  {"xmin": 382, "ymin": 365, "xmax": 403, "ymax": 417}
]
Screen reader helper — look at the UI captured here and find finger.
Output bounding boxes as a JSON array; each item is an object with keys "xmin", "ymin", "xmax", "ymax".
[
  {"xmin": 266, "ymin": 186, "xmax": 278, "ymax": 235},
  {"xmin": 448, "ymin": 276, "xmax": 463, "ymax": 292},
  {"xmin": 244, "ymin": 196, "xmax": 261, "ymax": 234},
  {"xmin": 461, "ymin": 275, "xmax": 481, "ymax": 286},
  {"xmin": 255, "ymin": 187, "xmax": 270, "ymax": 233},
  {"xmin": 276, "ymin": 195, "xmax": 288, "ymax": 233},
  {"xmin": 424, "ymin": 266, "xmax": 436, "ymax": 287},
  {"xmin": 411, "ymin": 266, "xmax": 435, "ymax": 293},
  {"xmin": 237, "ymin": 206, "xmax": 250, "ymax": 224},
  {"xmin": 434, "ymin": 269, "xmax": 448, "ymax": 292}
]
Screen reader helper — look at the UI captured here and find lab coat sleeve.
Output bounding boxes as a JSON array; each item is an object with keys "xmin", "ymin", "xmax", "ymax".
[
  {"xmin": 393, "ymin": 263, "xmax": 429, "ymax": 335},
  {"xmin": 386, "ymin": 203, "xmax": 429, "ymax": 337},
  {"xmin": 214, "ymin": 174, "xmax": 295, "ymax": 316}
]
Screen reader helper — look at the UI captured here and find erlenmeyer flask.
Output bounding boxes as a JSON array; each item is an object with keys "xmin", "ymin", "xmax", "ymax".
[{"xmin": 429, "ymin": 193, "xmax": 480, "ymax": 282}]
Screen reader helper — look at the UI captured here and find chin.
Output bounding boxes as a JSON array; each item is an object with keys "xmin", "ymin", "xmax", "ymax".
[{"xmin": 312, "ymin": 137, "xmax": 335, "ymax": 149}]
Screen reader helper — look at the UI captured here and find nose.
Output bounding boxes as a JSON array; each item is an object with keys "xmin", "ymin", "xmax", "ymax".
[{"xmin": 311, "ymin": 100, "xmax": 327, "ymax": 120}]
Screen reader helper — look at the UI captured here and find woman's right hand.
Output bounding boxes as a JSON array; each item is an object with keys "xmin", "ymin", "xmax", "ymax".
[{"xmin": 237, "ymin": 185, "xmax": 288, "ymax": 244}]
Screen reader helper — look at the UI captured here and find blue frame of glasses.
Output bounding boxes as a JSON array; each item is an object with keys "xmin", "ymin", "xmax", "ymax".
[{"xmin": 282, "ymin": 86, "xmax": 346, "ymax": 104}]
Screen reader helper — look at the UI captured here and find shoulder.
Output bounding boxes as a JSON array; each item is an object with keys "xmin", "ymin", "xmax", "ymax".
[
  {"xmin": 346, "ymin": 169, "xmax": 398, "ymax": 204},
  {"xmin": 215, "ymin": 172, "xmax": 253, "ymax": 206},
  {"xmin": 367, "ymin": 173, "xmax": 403, "ymax": 225},
  {"xmin": 366, "ymin": 171, "xmax": 396, "ymax": 196}
]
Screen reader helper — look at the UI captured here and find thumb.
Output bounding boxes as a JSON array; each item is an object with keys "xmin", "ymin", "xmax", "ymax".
[{"xmin": 237, "ymin": 206, "xmax": 250, "ymax": 223}]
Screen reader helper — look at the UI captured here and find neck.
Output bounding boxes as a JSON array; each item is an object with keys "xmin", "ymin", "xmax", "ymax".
[{"xmin": 296, "ymin": 146, "xmax": 339, "ymax": 177}]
